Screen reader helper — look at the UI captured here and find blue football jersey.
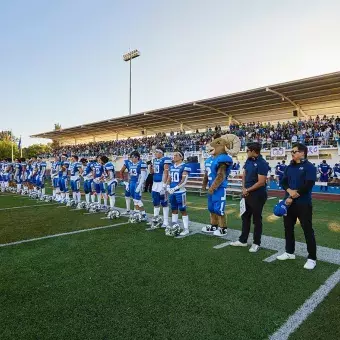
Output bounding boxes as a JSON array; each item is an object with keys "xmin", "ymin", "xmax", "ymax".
[
  {"xmin": 129, "ymin": 160, "xmax": 147, "ymax": 183},
  {"xmin": 70, "ymin": 161, "xmax": 82, "ymax": 176},
  {"xmin": 93, "ymin": 162, "xmax": 104, "ymax": 179},
  {"xmin": 169, "ymin": 163, "xmax": 191, "ymax": 192},
  {"xmin": 38, "ymin": 162, "xmax": 47, "ymax": 176},
  {"xmin": 210, "ymin": 154, "xmax": 233, "ymax": 188},
  {"xmin": 104, "ymin": 162, "xmax": 115, "ymax": 182},
  {"xmin": 204, "ymin": 156, "xmax": 214, "ymax": 187},
  {"xmin": 153, "ymin": 157, "xmax": 172, "ymax": 182}
]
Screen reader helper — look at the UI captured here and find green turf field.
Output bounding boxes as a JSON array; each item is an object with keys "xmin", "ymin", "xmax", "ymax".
[{"xmin": 0, "ymin": 190, "xmax": 339, "ymax": 340}]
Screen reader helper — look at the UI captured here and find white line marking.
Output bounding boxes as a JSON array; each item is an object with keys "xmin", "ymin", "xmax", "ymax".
[
  {"xmin": 0, "ymin": 222, "xmax": 128, "ymax": 248},
  {"xmin": 213, "ymin": 241, "xmax": 232, "ymax": 249},
  {"xmin": 263, "ymin": 252, "xmax": 281, "ymax": 263},
  {"xmin": 268, "ymin": 196, "xmax": 277, "ymax": 200},
  {"xmin": 0, "ymin": 203, "xmax": 57, "ymax": 211},
  {"xmin": 269, "ymin": 268, "xmax": 340, "ymax": 340}
]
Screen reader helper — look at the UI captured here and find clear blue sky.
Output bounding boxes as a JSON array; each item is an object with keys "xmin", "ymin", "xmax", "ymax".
[{"xmin": 1, "ymin": 0, "xmax": 340, "ymax": 146}]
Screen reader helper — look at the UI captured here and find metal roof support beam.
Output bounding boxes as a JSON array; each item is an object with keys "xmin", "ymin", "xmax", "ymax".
[
  {"xmin": 192, "ymin": 102, "xmax": 240, "ymax": 124},
  {"xmin": 143, "ymin": 113, "xmax": 194, "ymax": 131},
  {"xmin": 266, "ymin": 87, "xmax": 309, "ymax": 119}
]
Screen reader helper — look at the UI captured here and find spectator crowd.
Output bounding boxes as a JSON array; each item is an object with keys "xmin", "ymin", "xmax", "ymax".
[{"xmin": 49, "ymin": 115, "xmax": 340, "ymax": 158}]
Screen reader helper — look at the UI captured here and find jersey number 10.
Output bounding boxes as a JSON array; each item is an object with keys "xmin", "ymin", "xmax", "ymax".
[{"xmin": 171, "ymin": 171, "xmax": 180, "ymax": 183}]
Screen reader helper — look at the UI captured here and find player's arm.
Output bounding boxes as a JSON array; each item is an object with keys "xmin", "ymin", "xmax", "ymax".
[
  {"xmin": 14, "ymin": 166, "xmax": 19, "ymax": 178},
  {"xmin": 162, "ymin": 163, "xmax": 169, "ymax": 185},
  {"xmin": 119, "ymin": 164, "xmax": 127, "ymax": 180},
  {"xmin": 208, "ymin": 163, "xmax": 228, "ymax": 193},
  {"xmin": 202, "ymin": 170, "xmax": 208, "ymax": 190},
  {"xmin": 174, "ymin": 170, "xmax": 189, "ymax": 191},
  {"xmin": 150, "ymin": 164, "xmax": 154, "ymax": 175}
]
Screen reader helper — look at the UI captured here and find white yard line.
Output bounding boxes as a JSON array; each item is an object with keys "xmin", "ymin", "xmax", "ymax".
[
  {"xmin": 0, "ymin": 203, "xmax": 57, "ymax": 211},
  {"xmin": 0, "ymin": 222, "xmax": 128, "ymax": 248},
  {"xmin": 269, "ymin": 268, "xmax": 340, "ymax": 340}
]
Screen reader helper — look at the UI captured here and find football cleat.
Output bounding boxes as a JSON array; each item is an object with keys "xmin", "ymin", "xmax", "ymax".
[
  {"xmin": 201, "ymin": 225, "xmax": 218, "ymax": 233},
  {"xmin": 213, "ymin": 227, "xmax": 228, "ymax": 237}
]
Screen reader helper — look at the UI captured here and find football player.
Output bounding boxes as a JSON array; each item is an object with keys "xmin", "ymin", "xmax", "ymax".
[
  {"xmin": 148, "ymin": 146, "xmax": 172, "ymax": 228},
  {"xmin": 59, "ymin": 154, "xmax": 70, "ymax": 201},
  {"xmin": 167, "ymin": 150, "xmax": 191, "ymax": 236},
  {"xmin": 69, "ymin": 155, "xmax": 83, "ymax": 203},
  {"xmin": 127, "ymin": 151, "xmax": 147, "ymax": 220},
  {"xmin": 201, "ymin": 154, "xmax": 215, "ymax": 232},
  {"xmin": 13, "ymin": 158, "xmax": 23, "ymax": 193},
  {"xmin": 92, "ymin": 156, "xmax": 106, "ymax": 206},
  {"xmin": 119, "ymin": 156, "xmax": 133, "ymax": 215},
  {"xmin": 81, "ymin": 158, "xmax": 96, "ymax": 204},
  {"xmin": 36, "ymin": 157, "xmax": 47, "ymax": 197},
  {"xmin": 51, "ymin": 155, "xmax": 61, "ymax": 200},
  {"xmin": 101, "ymin": 155, "xmax": 117, "ymax": 209}
]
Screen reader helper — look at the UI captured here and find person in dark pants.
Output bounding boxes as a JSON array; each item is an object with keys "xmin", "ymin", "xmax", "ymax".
[
  {"xmin": 276, "ymin": 143, "xmax": 317, "ymax": 270},
  {"xmin": 230, "ymin": 142, "xmax": 270, "ymax": 252},
  {"xmin": 144, "ymin": 161, "xmax": 153, "ymax": 193}
]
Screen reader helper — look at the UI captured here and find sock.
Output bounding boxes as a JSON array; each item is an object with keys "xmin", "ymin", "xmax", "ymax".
[
  {"xmin": 103, "ymin": 195, "xmax": 107, "ymax": 207},
  {"xmin": 52, "ymin": 189, "xmax": 56, "ymax": 197},
  {"xmin": 162, "ymin": 206, "xmax": 169, "ymax": 225},
  {"xmin": 97, "ymin": 194, "xmax": 102, "ymax": 205},
  {"xmin": 17, "ymin": 184, "xmax": 21, "ymax": 192},
  {"xmin": 154, "ymin": 206, "xmax": 160, "ymax": 217},
  {"xmin": 109, "ymin": 195, "xmax": 115, "ymax": 208},
  {"xmin": 91, "ymin": 194, "xmax": 96, "ymax": 203},
  {"xmin": 73, "ymin": 192, "xmax": 76, "ymax": 200},
  {"xmin": 61, "ymin": 193, "xmax": 65, "ymax": 200},
  {"xmin": 125, "ymin": 197, "xmax": 131, "ymax": 211},
  {"xmin": 41, "ymin": 188, "xmax": 45, "ymax": 196},
  {"xmin": 172, "ymin": 214, "xmax": 178, "ymax": 224},
  {"xmin": 85, "ymin": 193, "xmax": 90, "ymax": 203},
  {"xmin": 182, "ymin": 215, "xmax": 189, "ymax": 230},
  {"xmin": 77, "ymin": 192, "xmax": 81, "ymax": 203},
  {"xmin": 65, "ymin": 192, "xmax": 70, "ymax": 200}
]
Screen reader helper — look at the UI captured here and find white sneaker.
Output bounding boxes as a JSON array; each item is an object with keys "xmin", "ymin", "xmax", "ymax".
[
  {"xmin": 121, "ymin": 210, "xmax": 131, "ymax": 216},
  {"xmin": 249, "ymin": 244, "xmax": 260, "ymax": 253},
  {"xmin": 304, "ymin": 259, "xmax": 316, "ymax": 270},
  {"xmin": 179, "ymin": 229, "xmax": 190, "ymax": 236},
  {"xmin": 230, "ymin": 240, "xmax": 248, "ymax": 247},
  {"xmin": 213, "ymin": 228, "xmax": 227, "ymax": 237},
  {"xmin": 276, "ymin": 252, "xmax": 296, "ymax": 261}
]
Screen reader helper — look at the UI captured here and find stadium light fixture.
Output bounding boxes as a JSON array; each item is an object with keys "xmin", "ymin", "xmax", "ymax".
[{"xmin": 123, "ymin": 49, "xmax": 141, "ymax": 115}]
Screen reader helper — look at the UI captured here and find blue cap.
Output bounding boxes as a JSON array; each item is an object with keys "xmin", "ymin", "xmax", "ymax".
[{"xmin": 273, "ymin": 201, "xmax": 289, "ymax": 217}]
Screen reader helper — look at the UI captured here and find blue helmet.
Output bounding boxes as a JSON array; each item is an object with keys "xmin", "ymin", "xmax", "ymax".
[{"xmin": 273, "ymin": 201, "xmax": 289, "ymax": 217}]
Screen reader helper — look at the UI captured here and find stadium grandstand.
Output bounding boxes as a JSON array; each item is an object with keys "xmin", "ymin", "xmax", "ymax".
[{"xmin": 31, "ymin": 71, "xmax": 340, "ymax": 149}]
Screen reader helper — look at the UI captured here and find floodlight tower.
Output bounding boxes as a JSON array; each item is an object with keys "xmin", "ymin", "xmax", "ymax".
[{"xmin": 123, "ymin": 49, "xmax": 141, "ymax": 115}]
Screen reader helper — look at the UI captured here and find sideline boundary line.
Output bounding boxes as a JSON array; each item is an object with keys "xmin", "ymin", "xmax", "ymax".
[{"xmin": 0, "ymin": 222, "xmax": 128, "ymax": 248}]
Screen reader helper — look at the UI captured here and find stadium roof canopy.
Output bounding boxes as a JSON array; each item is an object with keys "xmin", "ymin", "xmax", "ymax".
[{"xmin": 31, "ymin": 71, "xmax": 340, "ymax": 143}]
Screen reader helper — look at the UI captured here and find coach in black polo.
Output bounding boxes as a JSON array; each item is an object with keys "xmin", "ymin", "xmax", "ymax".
[
  {"xmin": 276, "ymin": 143, "xmax": 317, "ymax": 270},
  {"xmin": 231, "ymin": 142, "xmax": 270, "ymax": 252}
]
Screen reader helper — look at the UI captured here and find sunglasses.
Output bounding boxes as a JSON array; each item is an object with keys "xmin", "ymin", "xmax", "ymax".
[{"xmin": 291, "ymin": 150, "xmax": 301, "ymax": 154}]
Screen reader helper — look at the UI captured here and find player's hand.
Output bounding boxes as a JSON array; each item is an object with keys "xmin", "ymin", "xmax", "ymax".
[
  {"xmin": 208, "ymin": 187, "xmax": 214, "ymax": 195},
  {"xmin": 285, "ymin": 197, "xmax": 293, "ymax": 206},
  {"xmin": 135, "ymin": 186, "xmax": 141, "ymax": 193},
  {"xmin": 168, "ymin": 188, "xmax": 175, "ymax": 195},
  {"xmin": 242, "ymin": 188, "xmax": 249, "ymax": 197},
  {"xmin": 125, "ymin": 182, "xmax": 129, "ymax": 192}
]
